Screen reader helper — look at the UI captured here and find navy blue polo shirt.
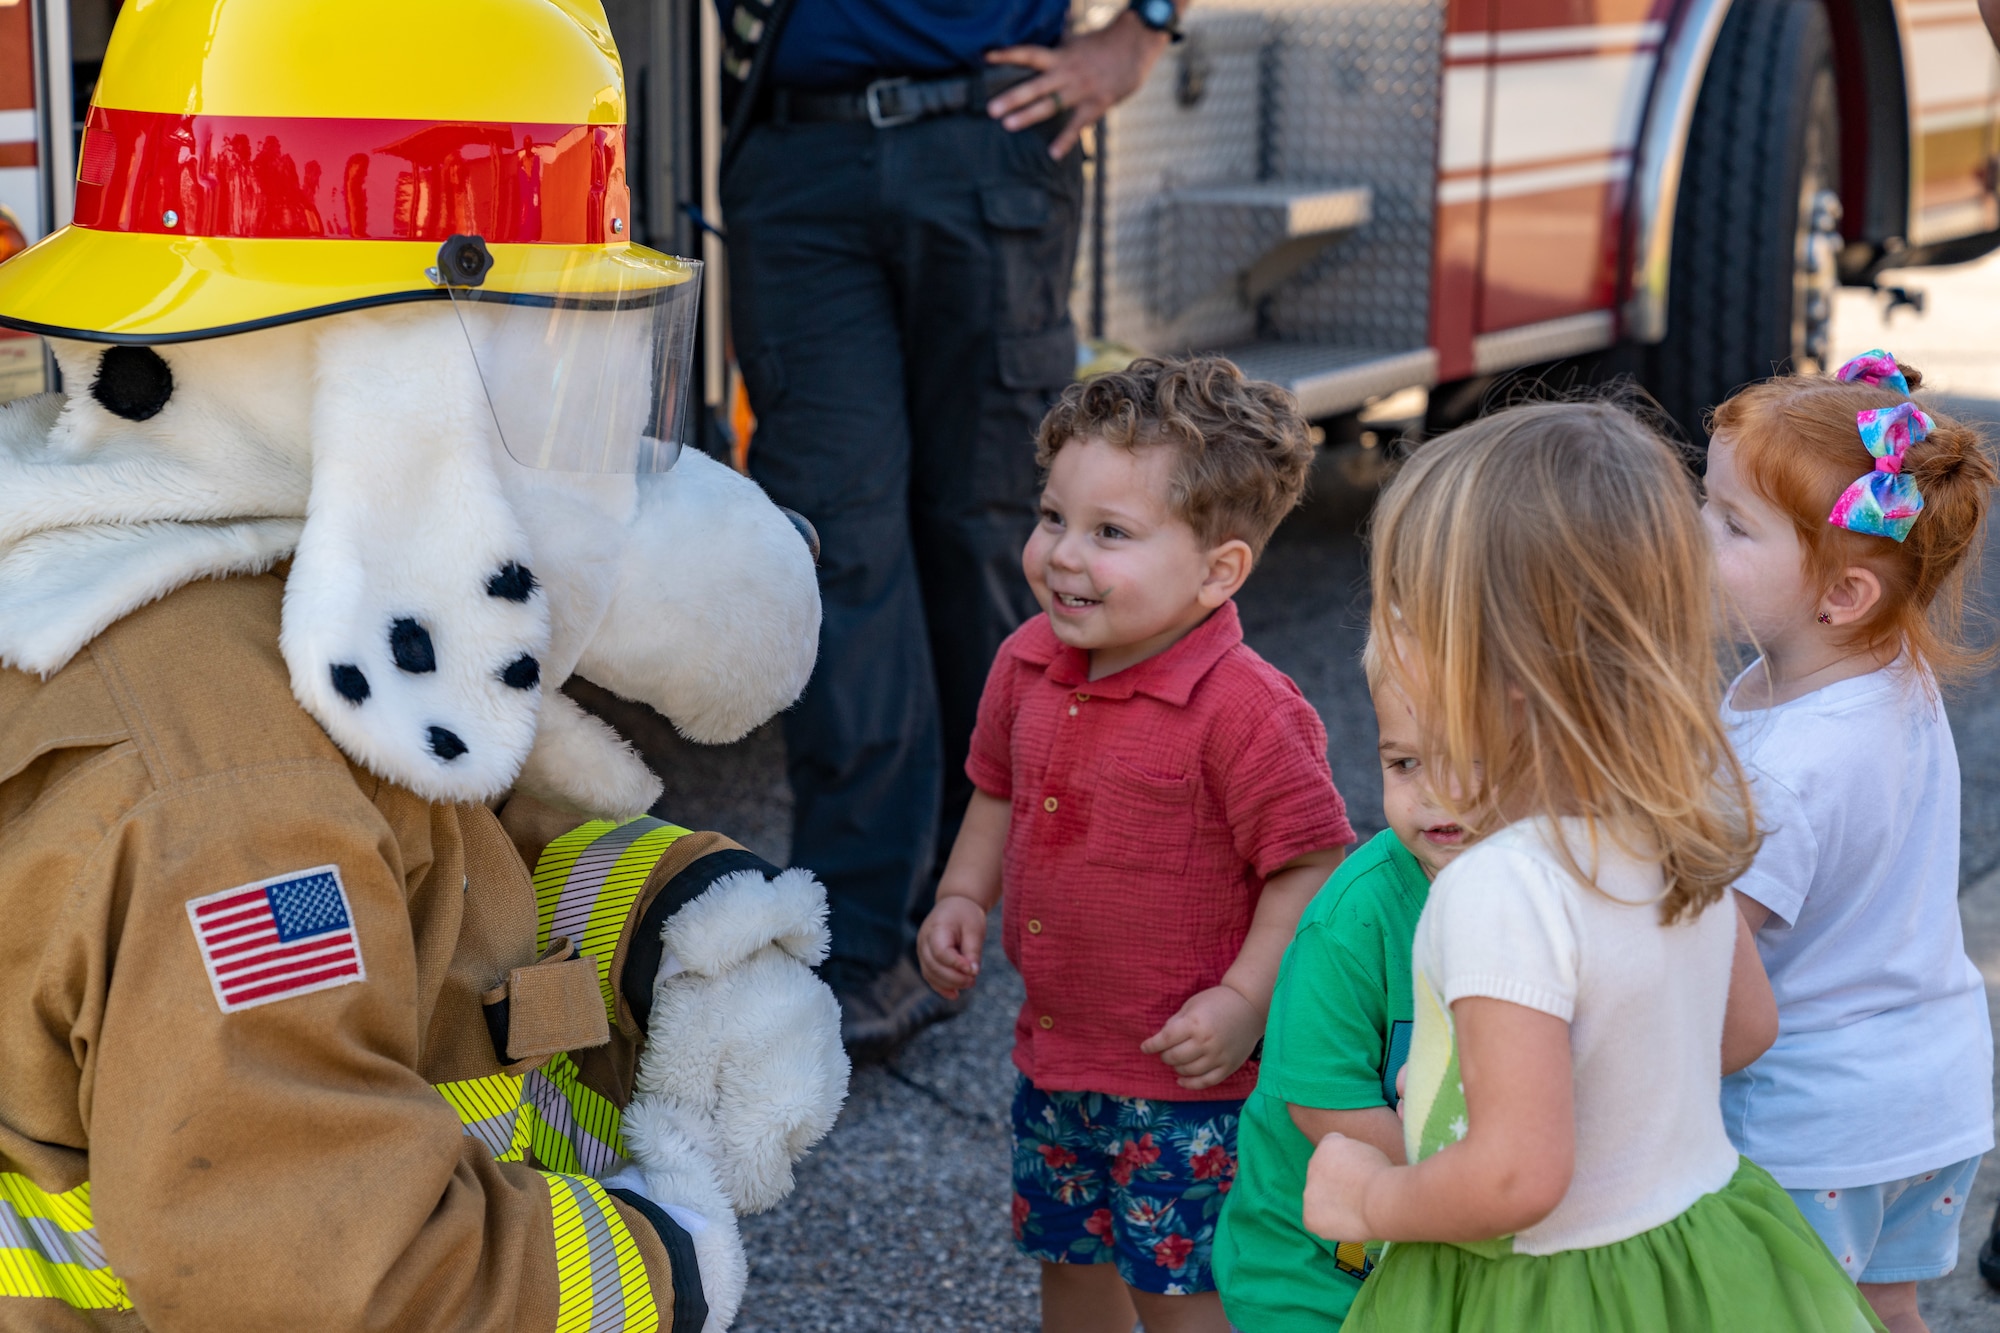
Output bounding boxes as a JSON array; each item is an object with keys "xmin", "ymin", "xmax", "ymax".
[{"xmin": 767, "ymin": 0, "xmax": 1070, "ymax": 90}]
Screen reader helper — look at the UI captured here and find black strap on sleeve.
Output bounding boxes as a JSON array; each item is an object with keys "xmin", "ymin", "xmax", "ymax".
[
  {"xmin": 620, "ymin": 847, "xmax": 783, "ymax": 1029},
  {"xmin": 605, "ymin": 1186, "xmax": 708, "ymax": 1333}
]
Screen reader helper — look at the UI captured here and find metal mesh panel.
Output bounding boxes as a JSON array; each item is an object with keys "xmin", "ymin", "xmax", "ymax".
[
  {"xmin": 1258, "ymin": 1, "xmax": 1444, "ymax": 349},
  {"xmin": 1083, "ymin": 8, "xmax": 1269, "ymax": 351},
  {"xmin": 1077, "ymin": 1, "xmax": 1445, "ymax": 357}
]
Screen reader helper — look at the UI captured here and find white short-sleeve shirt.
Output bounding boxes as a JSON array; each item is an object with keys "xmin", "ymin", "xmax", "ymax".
[
  {"xmin": 1721, "ymin": 660, "xmax": 1994, "ymax": 1189},
  {"xmin": 1403, "ymin": 819, "xmax": 1742, "ymax": 1255}
]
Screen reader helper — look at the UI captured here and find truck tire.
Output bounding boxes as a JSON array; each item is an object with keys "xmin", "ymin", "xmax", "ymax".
[{"xmin": 1647, "ymin": 0, "xmax": 1840, "ymax": 443}]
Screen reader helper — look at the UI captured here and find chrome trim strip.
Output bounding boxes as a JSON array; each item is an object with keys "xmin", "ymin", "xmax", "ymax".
[
  {"xmin": 1472, "ymin": 310, "xmax": 1617, "ymax": 375},
  {"xmin": 1624, "ymin": 0, "xmax": 1734, "ymax": 343},
  {"xmin": 1896, "ymin": 2, "xmax": 1927, "ymax": 247}
]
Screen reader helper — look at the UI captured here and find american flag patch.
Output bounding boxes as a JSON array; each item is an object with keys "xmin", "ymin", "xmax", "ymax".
[{"xmin": 186, "ymin": 865, "xmax": 366, "ymax": 1012}]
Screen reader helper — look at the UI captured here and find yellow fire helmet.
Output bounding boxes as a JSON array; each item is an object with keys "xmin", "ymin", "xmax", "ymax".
[{"xmin": 0, "ymin": 0, "xmax": 700, "ymax": 471}]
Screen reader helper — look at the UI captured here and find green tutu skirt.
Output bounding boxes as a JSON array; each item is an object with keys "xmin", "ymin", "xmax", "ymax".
[{"xmin": 1342, "ymin": 1159, "xmax": 1885, "ymax": 1333}]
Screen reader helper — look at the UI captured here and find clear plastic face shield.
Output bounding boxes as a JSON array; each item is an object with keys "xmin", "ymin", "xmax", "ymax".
[{"xmin": 432, "ymin": 235, "xmax": 700, "ymax": 473}]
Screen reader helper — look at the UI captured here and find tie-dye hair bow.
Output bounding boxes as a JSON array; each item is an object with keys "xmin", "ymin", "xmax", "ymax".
[{"xmin": 1827, "ymin": 349, "xmax": 1928, "ymax": 541}]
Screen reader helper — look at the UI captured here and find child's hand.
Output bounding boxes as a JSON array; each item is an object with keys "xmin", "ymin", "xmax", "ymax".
[
  {"xmin": 1396, "ymin": 1064, "xmax": 1408, "ymax": 1122},
  {"xmin": 1303, "ymin": 1132, "xmax": 1392, "ymax": 1241},
  {"xmin": 1140, "ymin": 984, "xmax": 1261, "ymax": 1089},
  {"xmin": 916, "ymin": 895, "xmax": 988, "ymax": 999}
]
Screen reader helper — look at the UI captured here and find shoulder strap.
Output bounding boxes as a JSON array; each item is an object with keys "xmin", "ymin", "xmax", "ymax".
[{"xmin": 720, "ymin": 0, "xmax": 802, "ymax": 175}]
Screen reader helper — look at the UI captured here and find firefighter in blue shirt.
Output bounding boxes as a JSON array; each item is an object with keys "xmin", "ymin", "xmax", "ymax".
[{"xmin": 717, "ymin": 0, "xmax": 1185, "ymax": 1056}]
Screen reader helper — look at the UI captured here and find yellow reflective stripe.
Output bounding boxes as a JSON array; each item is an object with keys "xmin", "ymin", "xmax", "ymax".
[
  {"xmin": 525, "ymin": 1053, "xmax": 628, "ymax": 1177},
  {"xmin": 542, "ymin": 1173, "xmax": 661, "ymax": 1333},
  {"xmin": 435, "ymin": 1055, "xmax": 625, "ymax": 1177},
  {"xmin": 435, "ymin": 1071, "xmax": 535, "ymax": 1163},
  {"xmin": 534, "ymin": 817, "xmax": 691, "ymax": 1025},
  {"xmin": 0, "ymin": 1174, "xmax": 132, "ymax": 1310}
]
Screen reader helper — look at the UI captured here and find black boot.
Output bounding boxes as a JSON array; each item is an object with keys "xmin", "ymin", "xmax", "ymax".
[{"xmin": 827, "ymin": 951, "xmax": 968, "ymax": 1064}]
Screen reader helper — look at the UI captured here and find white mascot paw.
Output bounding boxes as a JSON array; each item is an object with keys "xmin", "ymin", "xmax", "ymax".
[
  {"xmin": 601, "ymin": 1122, "xmax": 747, "ymax": 1333},
  {"xmin": 633, "ymin": 867, "xmax": 850, "ymax": 1213}
]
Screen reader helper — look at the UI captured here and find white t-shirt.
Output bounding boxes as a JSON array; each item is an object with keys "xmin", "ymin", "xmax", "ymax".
[
  {"xmin": 1720, "ymin": 659, "xmax": 1994, "ymax": 1189},
  {"xmin": 1403, "ymin": 819, "xmax": 1742, "ymax": 1255}
]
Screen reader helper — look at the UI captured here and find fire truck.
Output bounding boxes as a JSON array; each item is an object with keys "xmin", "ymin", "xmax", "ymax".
[
  {"xmin": 1080, "ymin": 0, "xmax": 2000, "ymax": 439},
  {"xmin": 6, "ymin": 0, "xmax": 1999, "ymax": 442}
]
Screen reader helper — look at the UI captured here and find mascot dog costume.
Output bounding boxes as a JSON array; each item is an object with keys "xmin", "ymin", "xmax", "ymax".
[{"xmin": 0, "ymin": 2, "xmax": 848, "ymax": 1329}]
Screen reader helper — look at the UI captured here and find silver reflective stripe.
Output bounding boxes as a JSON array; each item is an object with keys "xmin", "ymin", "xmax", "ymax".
[
  {"xmin": 526, "ymin": 1066, "xmax": 622, "ymax": 1175},
  {"xmin": 547, "ymin": 817, "xmax": 658, "ymax": 945},
  {"xmin": 460, "ymin": 1102, "xmax": 523, "ymax": 1158},
  {"xmin": 0, "ymin": 1175, "xmax": 132, "ymax": 1310},
  {"xmin": 2, "ymin": 1200, "xmax": 104, "ymax": 1272},
  {"xmin": 25, "ymin": 1216, "xmax": 76, "ymax": 1266},
  {"xmin": 0, "ymin": 1200, "xmax": 29, "ymax": 1250},
  {"xmin": 549, "ymin": 1175, "xmax": 629, "ymax": 1332}
]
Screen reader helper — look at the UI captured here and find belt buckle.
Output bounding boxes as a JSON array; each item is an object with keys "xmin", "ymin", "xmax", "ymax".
[{"xmin": 865, "ymin": 76, "xmax": 919, "ymax": 128}]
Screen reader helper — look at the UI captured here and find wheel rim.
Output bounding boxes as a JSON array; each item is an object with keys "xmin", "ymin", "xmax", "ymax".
[{"xmin": 1792, "ymin": 67, "xmax": 1842, "ymax": 374}]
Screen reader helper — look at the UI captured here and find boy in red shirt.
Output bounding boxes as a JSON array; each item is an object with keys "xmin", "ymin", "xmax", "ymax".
[{"xmin": 918, "ymin": 356, "xmax": 1354, "ymax": 1333}]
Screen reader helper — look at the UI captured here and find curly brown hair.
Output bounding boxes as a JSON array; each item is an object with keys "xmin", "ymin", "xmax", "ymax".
[{"xmin": 1035, "ymin": 355, "xmax": 1315, "ymax": 556}]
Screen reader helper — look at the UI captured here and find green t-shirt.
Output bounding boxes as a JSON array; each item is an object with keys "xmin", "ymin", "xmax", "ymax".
[{"xmin": 1213, "ymin": 829, "xmax": 1429, "ymax": 1332}]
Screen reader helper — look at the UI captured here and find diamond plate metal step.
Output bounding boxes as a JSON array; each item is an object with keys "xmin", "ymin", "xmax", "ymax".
[
  {"xmin": 1218, "ymin": 343, "xmax": 1438, "ymax": 421},
  {"xmin": 1159, "ymin": 183, "xmax": 1373, "ymax": 321}
]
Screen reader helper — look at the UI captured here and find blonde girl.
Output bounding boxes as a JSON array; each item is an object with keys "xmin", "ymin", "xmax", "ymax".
[
  {"xmin": 1703, "ymin": 353, "xmax": 1995, "ymax": 1333},
  {"xmin": 1301, "ymin": 401, "xmax": 1884, "ymax": 1332}
]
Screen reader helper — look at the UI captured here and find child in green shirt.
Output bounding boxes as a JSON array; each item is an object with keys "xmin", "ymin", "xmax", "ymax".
[{"xmin": 1213, "ymin": 643, "xmax": 1466, "ymax": 1330}]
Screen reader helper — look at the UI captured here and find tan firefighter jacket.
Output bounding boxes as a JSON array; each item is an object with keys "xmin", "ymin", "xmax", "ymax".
[{"xmin": 0, "ymin": 572, "xmax": 771, "ymax": 1332}]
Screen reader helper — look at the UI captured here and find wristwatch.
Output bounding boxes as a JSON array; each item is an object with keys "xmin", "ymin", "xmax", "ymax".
[{"xmin": 1129, "ymin": 0, "xmax": 1183, "ymax": 40}]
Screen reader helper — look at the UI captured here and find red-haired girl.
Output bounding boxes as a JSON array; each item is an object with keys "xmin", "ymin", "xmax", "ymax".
[{"xmin": 1703, "ymin": 352, "xmax": 1997, "ymax": 1333}]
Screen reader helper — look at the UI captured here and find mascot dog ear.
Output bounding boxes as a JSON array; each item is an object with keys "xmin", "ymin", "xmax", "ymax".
[
  {"xmin": 0, "ymin": 331, "xmax": 314, "ymax": 679},
  {"xmin": 513, "ymin": 449, "xmax": 821, "ymax": 820},
  {"xmin": 284, "ymin": 305, "xmax": 552, "ymax": 802}
]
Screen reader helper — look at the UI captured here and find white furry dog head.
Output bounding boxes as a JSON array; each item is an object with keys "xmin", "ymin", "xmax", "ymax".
[{"xmin": 0, "ymin": 303, "xmax": 820, "ymax": 813}]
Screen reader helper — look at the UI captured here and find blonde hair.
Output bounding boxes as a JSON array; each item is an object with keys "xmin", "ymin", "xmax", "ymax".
[
  {"xmin": 1037, "ymin": 355, "xmax": 1315, "ymax": 556},
  {"xmin": 1360, "ymin": 630, "xmax": 1388, "ymax": 692},
  {"xmin": 1709, "ymin": 359, "xmax": 1996, "ymax": 684},
  {"xmin": 1370, "ymin": 400, "xmax": 1759, "ymax": 923}
]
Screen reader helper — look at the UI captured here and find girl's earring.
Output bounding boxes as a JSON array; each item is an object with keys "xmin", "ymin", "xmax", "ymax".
[{"xmin": 1817, "ymin": 612, "xmax": 1833, "ymax": 625}]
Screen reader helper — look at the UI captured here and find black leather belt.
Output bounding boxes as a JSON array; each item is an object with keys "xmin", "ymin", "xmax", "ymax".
[{"xmin": 769, "ymin": 66, "xmax": 1038, "ymax": 128}]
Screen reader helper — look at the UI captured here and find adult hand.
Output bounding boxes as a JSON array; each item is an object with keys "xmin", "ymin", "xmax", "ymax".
[
  {"xmin": 916, "ymin": 894, "xmax": 988, "ymax": 999},
  {"xmin": 986, "ymin": 9, "xmax": 1174, "ymax": 160},
  {"xmin": 1140, "ymin": 983, "xmax": 1260, "ymax": 1090},
  {"xmin": 1303, "ymin": 1132, "xmax": 1392, "ymax": 1242}
]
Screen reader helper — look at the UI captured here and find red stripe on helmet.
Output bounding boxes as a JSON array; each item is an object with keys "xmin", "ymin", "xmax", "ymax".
[{"xmin": 73, "ymin": 106, "xmax": 629, "ymax": 244}]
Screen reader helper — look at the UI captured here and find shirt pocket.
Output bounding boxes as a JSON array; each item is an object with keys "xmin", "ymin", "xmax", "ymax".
[{"xmin": 1085, "ymin": 755, "xmax": 1197, "ymax": 875}]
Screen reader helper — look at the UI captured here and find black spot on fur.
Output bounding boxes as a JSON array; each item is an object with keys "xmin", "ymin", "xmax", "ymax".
[
  {"xmin": 500, "ymin": 654, "xmax": 540, "ymax": 690},
  {"xmin": 91, "ymin": 346, "xmax": 174, "ymax": 422},
  {"xmin": 427, "ymin": 726, "xmax": 467, "ymax": 760},
  {"xmin": 486, "ymin": 563, "xmax": 537, "ymax": 602},
  {"xmin": 329, "ymin": 663, "xmax": 370, "ymax": 703},
  {"xmin": 389, "ymin": 618, "xmax": 436, "ymax": 673}
]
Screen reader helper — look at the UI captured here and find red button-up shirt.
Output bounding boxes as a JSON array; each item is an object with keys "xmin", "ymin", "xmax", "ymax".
[{"xmin": 966, "ymin": 600, "xmax": 1354, "ymax": 1101}]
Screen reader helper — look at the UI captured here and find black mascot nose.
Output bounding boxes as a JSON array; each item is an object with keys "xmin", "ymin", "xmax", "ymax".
[
  {"xmin": 91, "ymin": 345, "xmax": 175, "ymax": 422},
  {"xmin": 780, "ymin": 507, "xmax": 820, "ymax": 565}
]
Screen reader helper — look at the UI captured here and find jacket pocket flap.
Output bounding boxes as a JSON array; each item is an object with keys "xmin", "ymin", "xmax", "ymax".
[{"xmin": 483, "ymin": 939, "xmax": 610, "ymax": 1064}]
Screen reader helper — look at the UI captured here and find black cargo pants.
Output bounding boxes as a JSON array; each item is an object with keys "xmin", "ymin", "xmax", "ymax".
[{"xmin": 724, "ymin": 107, "xmax": 1084, "ymax": 981}]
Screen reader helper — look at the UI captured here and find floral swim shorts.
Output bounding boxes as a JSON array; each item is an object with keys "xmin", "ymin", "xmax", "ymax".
[{"xmin": 1010, "ymin": 1075, "xmax": 1242, "ymax": 1295}]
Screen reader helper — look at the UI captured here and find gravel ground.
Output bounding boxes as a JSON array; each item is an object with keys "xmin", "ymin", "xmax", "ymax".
[{"xmin": 590, "ymin": 256, "xmax": 2000, "ymax": 1330}]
